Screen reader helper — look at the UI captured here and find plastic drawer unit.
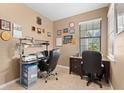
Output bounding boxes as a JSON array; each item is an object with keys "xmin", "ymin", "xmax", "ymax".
[{"xmin": 20, "ymin": 63, "xmax": 37, "ymax": 89}]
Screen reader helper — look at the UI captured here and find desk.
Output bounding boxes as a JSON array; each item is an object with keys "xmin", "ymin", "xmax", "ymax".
[{"xmin": 69, "ymin": 56, "xmax": 110, "ymax": 84}]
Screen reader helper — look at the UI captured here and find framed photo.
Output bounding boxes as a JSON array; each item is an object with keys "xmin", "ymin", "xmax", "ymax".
[
  {"xmin": 0, "ymin": 19, "xmax": 11, "ymax": 31},
  {"xmin": 36, "ymin": 17, "xmax": 42, "ymax": 25},
  {"xmin": 63, "ymin": 28, "xmax": 68, "ymax": 33},
  {"xmin": 42, "ymin": 29, "xmax": 45, "ymax": 33},
  {"xmin": 69, "ymin": 28, "xmax": 75, "ymax": 34},
  {"xmin": 63, "ymin": 35, "xmax": 73, "ymax": 44},
  {"xmin": 37, "ymin": 28, "xmax": 41, "ymax": 34},
  {"xmin": 57, "ymin": 30, "xmax": 62, "ymax": 36},
  {"xmin": 32, "ymin": 26, "xmax": 35, "ymax": 31},
  {"xmin": 47, "ymin": 32, "xmax": 51, "ymax": 37}
]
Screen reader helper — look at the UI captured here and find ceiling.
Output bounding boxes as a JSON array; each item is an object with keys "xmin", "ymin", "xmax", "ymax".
[{"xmin": 25, "ymin": 3, "xmax": 109, "ymax": 21}]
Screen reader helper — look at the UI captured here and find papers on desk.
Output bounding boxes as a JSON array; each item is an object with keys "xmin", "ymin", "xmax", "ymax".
[{"xmin": 22, "ymin": 54, "xmax": 37, "ymax": 62}]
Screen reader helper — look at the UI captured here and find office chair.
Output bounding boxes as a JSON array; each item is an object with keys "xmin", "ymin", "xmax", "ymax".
[
  {"xmin": 38, "ymin": 48, "xmax": 60, "ymax": 83},
  {"xmin": 82, "ymin": 51, "xmax": 103, "ymax": 88}
]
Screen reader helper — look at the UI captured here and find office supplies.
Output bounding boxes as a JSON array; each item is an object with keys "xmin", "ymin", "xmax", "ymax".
[{"xmin": 22, "ymin": 54, "xmax": 37, "ymax": 62}]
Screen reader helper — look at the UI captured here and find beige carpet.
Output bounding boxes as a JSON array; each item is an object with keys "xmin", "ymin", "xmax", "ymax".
[{"xmin": 2, "ymin": 66, "xmax": 112, "ymax": 90}]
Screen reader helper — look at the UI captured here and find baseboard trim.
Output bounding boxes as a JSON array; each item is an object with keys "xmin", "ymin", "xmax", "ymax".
[
  {"xmin": 57, "ymin": 65, "xmax": 69, "ymax": 69},
  {"xmin": 0, "ymin": 78, "xmax": 19, "ymax": 89},
  {"xmin": 109, "ymin": 80, "xmax": 114, "ymax": 90}
]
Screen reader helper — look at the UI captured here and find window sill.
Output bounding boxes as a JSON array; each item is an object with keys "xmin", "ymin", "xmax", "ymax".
[{"xmin": 107, "ymin": 55, "xmax": 115, "ymax": 62}]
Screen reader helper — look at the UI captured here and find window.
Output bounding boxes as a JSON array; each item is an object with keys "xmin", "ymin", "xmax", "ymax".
[
  {"xmin": 79, "ymin": 19, "xmax": 101, "ymax": 55},
  {"xmin": 107, "ymin": 4, "xmax": 116, "ymax": 61}
]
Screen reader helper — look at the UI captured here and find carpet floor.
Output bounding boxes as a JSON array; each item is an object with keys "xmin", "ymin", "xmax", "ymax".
[{"xmin": 2, "ymin": 66, "xmax": 112, "ymax": 90}]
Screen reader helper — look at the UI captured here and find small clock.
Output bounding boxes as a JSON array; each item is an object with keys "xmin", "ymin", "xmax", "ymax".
[{"xmin": 69, "ymin": 22, "xmax": 75, "ymax": 28}]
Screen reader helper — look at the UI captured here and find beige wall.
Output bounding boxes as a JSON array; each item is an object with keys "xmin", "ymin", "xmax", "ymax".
[
  {"xmin": 0, "ymin": 4, "xmax": 53, "ymax": 85},
  {"xmin": 54, "ymin": 7, "xmax": 108, "ymax": 67},
  {"xmin": 110, "ymin": 29, "xmax": 124, "ymax": 89}
]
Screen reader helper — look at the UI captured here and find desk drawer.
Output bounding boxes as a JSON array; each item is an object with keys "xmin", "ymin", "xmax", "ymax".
[{"xmin": 70, "ymin": 58, "xmax": 82, "ymax": 75}]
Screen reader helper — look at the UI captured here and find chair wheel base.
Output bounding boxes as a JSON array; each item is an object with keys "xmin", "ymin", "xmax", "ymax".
[
  {"xmin": 55, "ymin": 73, "xmax": 57, "ymax": 75},
  {"xmin": 100, "ymin": 85, "xmax": 102, "ymax": 88},
  {"xmin": 86, "ymin": 80, "xmax": 102, "ymax": 88},
  {"xmin": 45, "ymin": 80, "xmax": 47, "ymax": 83},
  {"xmin": 56, "ymin": 78, "xmax": 58, "ymax": 80},
  {"xmin": 39, "ymin": 76, "xmax": 42, "ymax": 78}
]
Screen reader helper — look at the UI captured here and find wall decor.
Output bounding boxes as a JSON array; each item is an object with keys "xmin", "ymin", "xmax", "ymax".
[
  {"xmin": 47, "ymin": 32, "xmax": 51, "ymax": 37},
  {"xmin": 0, "ymin": 19, "xmax": 11, "ymax": 31},
  {"xmin": 63, "ymin": 35, "xmax": 73, "ymax": 44},
  {"xmin": 1, "ymin": 31, "xmax": 11, "ymax": 41},
  {"xmin": 69, "ymin": 22, "xmax": 75, "ymax": 28},
  {"xmin": 37, "ymin": 28, "xmax": 41, "ymax": 34},
  {"xmin": 42, "ymin": 29, "xmax": 45, "ymax": 33},
  {"xmin": 13, "ymin": 23, "xmax": 22, "ymax": 38},
  {"xmin": 36, "ymin": 17, "xmax": 42, "ymax": 25},
  {"xmin": 56, "ymin": 37, "xmax": 62, "ymax": 47},
  {"xmin": 69, "ymin": 28, "xmax": 75, "ymax": 34},
  {"xmin": 32, "ymin": 26, "xmax": 35, "ymax": 31},
  {"xmin": 57, "ymin": 30, "xmax": 62, "ymax": 36},
  {"xmin": 63, "ymin": 28, "xmax": 68, "ymax": 33}
]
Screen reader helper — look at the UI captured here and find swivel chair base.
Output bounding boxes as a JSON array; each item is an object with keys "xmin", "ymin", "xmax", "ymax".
[
  {"xmin": 86, "ymin": 74, "xmax": 102, "ymax": 88},
  {"xmin": 38, "ymin": 71, "xmax": 58, "ymax": 83}
]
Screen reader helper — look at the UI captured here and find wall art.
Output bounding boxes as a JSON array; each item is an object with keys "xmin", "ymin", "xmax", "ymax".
[{"xmin": 0, "ymin": 19, "xmax": 11, "ymax": 31}]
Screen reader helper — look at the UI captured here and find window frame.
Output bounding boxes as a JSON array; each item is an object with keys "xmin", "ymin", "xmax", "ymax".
[
  {"xmin": 79, "ymin": 18, "xmax": 102, "ymax": 55},
  {"xmin": 107, "ymin": 3, "xmax": 116, "ymax": 62}
]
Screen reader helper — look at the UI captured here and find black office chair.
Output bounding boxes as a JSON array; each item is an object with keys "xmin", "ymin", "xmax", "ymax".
[
  {"xmin": 38, "ymin": 48, "xmax": 60, "ymax": 83},
  {"xmin": 82, "ymin": 51, "xmax": 103, "ymax": 88}
]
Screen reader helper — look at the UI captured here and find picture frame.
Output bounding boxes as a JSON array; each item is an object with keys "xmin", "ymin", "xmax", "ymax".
[
  {"xmin": 63, "ymin": 28, "xmax": 68, "ymax": 33},
  {"xmin": 47, "ymin": 32, "xmax": 51, "ymax": 37},
  {"xmin": 32, "ymin": 26, "xmax": 35, "ymax": 31},
  {"xmin": 0, "ymin": 19, "xmax": 11, "ymax": 31},
  {"xmin": 42, "ymin": 29, "xmax": 45, "ymax": 33},
  {"xmin": 36, "ymin": 17, "xmax": 42, "ymax": 25},
  {"xmin": 37, "ymin": 28, "xmax": 41, "ymax": 34},
  {"xmin": 69, "ymin": 28, "xmax": 75, "ymax": 34},
  {"xmin": 57, "ymin": 30, "xmax": 62, "ymax": 36},
  {"xmin": 63, "ymin": 35, "xmax": 73, "ymax": 44}
]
